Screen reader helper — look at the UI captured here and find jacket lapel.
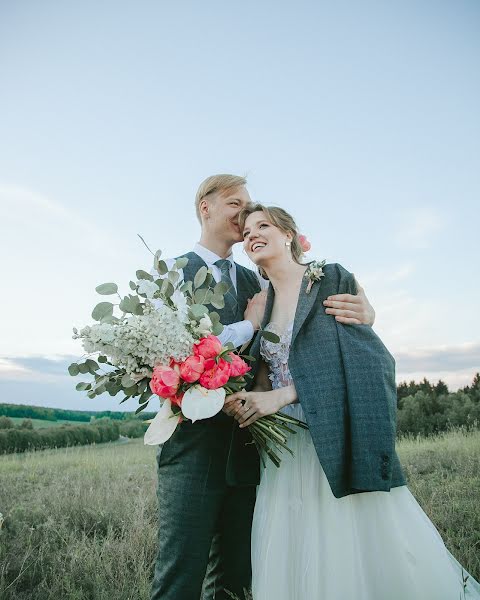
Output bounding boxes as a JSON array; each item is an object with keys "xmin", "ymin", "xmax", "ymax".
[
  {"xmin": 290, "ymin": 272, "xmax": 321, "ymax": 347},
  {"xmin": 261, "ymin": 282, "xmax": 275, "ymax": 329},
  {"xmin": 247, "ymin": 282, "xmax": 274, "ymax": 381},
  {"xmin": 249, "ymin": 267, "xmax": 322, "ymax": 379}
]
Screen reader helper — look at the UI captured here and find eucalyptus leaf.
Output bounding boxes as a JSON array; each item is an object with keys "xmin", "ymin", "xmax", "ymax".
[
  {"xmin": 212, "ymin": 322, "xmax": 224, "ymax": 336},
  {"xmin": 100, "ymin": 315, "xmax": 116, "ymax": 324},
  {"xmin": 86, "ymin": 359, "xmax": 99, "ymax": 373},
  {"xmin": 161, "ymin": 279, "xmax": 174, "ymax": 298},
  {"xmin": 210, "ymin": 295, "xmax": 225, "ymax": 310},
  {"xmin": 189, "ymin": 304, "xmax": 209, "ymax": 319},
  {"xmin": 95, "ymin": 282, "xmax": 118, "ymax": 295},
  {"xmin": 180, "ymin": 280, "xmax": 193, "ymax": 295},
  {"xmin": 75, "ymin": 382, "xmax": 91, "ymax": 391},
  {"xmin": 139, "ymin": 389, "xmax": 153, "ymax": 403},
  {"xmin": 129, "ymin": 280, "xmax": 137, "ymax": 290},
  {"xmin": 121, "ymin": 373, "xmax": 135, "ymax": 387},
  {"xmin": 168, "ymin": 271, "xmax": 180, "ymax": 285},
  {"xmin": 78, "ymin": 363, "xmax": 89, "ymax": 374},
  {"xmin": 194, "ymin": 266, "xmax": 208, "ymax": 289},
  {"xmin": 137, "ymin": 379, "xmax": 148, "ymax": 393},
  {"xmin": 107, "ymin": 381, "xmax": 122, "ymax": 396},
  {"xmin": 98, "ymin": 355, "xmax": 108, "ymax": 363},
  {"xmin": 262, "ymin": 330, "xmax": 281, "ymax": 344},
  {"xmin": 92, "ymin": 302, "xmax": 114, "ymax": 321},
  {"xmin": 194, "ymin": 288, "xmax": 209, "ymax": 304},
  {"xmin": 119, "ymin": 296, "xmax": 131, "ymax": 313},
  {"xmin": 175, "ymin": 257, "xmax": 188, "ymax": 269},
  {"xmin": 136, "ymin": 269, "xmax": 153, "ymax": 281},
  {"xmin": 68, "ymin": 363, "xmax": 79, "ymax": 376},
  {"xmin": 134, "ymin": 303, "xmax": 144, "ymax": 315},
  {"xmin": 204, "ymin": 273, "xmax": 214, "ymax": 287},
  {"xmin": 95, "ymin": 384, "xmax": 107, "ymax": 394},
  {"xmin": 124, "ymin": 384, "xmax": 139, "ymax": 396},
  {"xmin": 156, "ymin": 260, "xmax": 168, "ymax": 275},
  {"xmin": 87, "ymin": 390, "xmax": 96, "ymax": 399},
  {"xmin": 214, "ymin": 281, "xmax": 230, "ymax": 296}
]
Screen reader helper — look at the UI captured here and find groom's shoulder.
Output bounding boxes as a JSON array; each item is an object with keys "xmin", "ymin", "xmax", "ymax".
[{"xmin": 323, "ymin": 262, "xmax": 357, "ymax": 295}]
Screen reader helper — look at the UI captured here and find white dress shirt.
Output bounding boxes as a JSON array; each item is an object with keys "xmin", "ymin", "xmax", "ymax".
[{"xmin": 155, "ymin": 243, "xmax": 267, "ymax": 348}]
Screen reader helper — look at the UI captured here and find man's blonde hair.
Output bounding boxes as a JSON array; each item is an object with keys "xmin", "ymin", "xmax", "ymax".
[{"xmin": 195, "ymin": 174, "xmax": 247, "ymax": 222}]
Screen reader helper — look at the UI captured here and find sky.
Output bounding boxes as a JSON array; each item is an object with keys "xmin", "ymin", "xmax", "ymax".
[{"xmin": 0, "ymin": 0, "xmax": 479, "ymax": 412}]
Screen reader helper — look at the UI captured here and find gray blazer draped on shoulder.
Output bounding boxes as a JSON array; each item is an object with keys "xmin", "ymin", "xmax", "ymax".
[{"xmin": 243, "ymin": 262, "xmax": 406, "ymax": 499}]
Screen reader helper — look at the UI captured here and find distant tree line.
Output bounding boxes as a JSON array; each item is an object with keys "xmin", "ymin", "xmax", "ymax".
[
  {"xmin": 396, "ymin": 373, "xmax": 480, "ymax": 437},
  {"xmin": 0, "ymin": 417, "xmax": 148, "ymax": 454},
  {"xmin": 1, "ymin": 373, "xmax": 479, "ymax": 451},
  {"xmin": 0, "ymin": 403, "xmax": 156, "ymax": 423}
]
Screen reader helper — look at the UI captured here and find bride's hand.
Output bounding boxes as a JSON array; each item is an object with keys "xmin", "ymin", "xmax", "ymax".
[
  {"xmin": 224, "ymin": 389, "xmax": 289, "ymax": 428},
  {"xmin": 323, "ymin": 277, "xmax": 376, "ymax": 325}
]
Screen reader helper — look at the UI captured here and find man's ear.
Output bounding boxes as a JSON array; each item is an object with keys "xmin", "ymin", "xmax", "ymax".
[{"xmin": 199, "ymin": 198, "xmax": 210, "ymax": 221}]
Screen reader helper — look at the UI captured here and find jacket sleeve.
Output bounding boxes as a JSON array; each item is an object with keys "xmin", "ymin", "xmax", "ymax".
[{"xmin": 334, "ymin": 264, "xmax": 398, "ymax": 491}]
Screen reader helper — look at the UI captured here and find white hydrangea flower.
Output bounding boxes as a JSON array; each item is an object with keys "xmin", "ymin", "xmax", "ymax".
[{"xmin": 77, "ymin": 301, "xmax": 194, "ymax": 376}]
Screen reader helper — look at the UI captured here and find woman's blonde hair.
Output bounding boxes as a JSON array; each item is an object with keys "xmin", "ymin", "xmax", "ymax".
[
  {"xmin": 194, "ymin": 174, "xmax": 247, "ymax": 222},
  {"xmin": 238, "ymin": 203, "xmax": 305, "ymax": 279}
]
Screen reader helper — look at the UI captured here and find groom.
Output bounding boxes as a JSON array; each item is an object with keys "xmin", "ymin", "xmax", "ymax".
[{"xmin": 150, "ymin": 174, "xmax": 376, "ymax": 600}]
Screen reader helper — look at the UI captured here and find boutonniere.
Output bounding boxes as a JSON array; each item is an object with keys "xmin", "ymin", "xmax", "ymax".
[{"xmin": 304, "ymin": 259, "xmax": 326, "ymax": 294}]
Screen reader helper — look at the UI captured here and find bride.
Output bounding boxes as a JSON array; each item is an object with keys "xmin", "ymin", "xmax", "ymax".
[{"xmin": 224, "ymin": 203, "xmax": 480, "ymax": 600}]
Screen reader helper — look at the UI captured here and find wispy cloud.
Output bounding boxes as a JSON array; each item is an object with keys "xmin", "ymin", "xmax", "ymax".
[
  {"xmin": 395, "ymin": 342, "xmax": 480, "ymax": 373},
  {"xmin": 0, "ymin": 355, "xmax": 76, "ymax": 383},
  {"xmin": 395, "ymin": 343, "xmax": 480, "ymax": 390},
  {"xmin": 0, "ymin": 183, "xmax": 118, "ymax": 258},
  {"xmin": 394, "ymin": 207, "xmax": 445, "ymax": 249}
]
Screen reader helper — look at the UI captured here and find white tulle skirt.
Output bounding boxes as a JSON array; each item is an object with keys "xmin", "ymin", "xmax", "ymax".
[{"xmin": 251, "ymin": 404, "xmax": 480, "ymax": 600}]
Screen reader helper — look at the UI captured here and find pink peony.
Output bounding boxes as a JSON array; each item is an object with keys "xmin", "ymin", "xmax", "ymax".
[
  {"xmin": 179, "ymin": 355, "xmax": 205, "ymax": 383},
  {"xmin": 228, "ymin": 353, "xmax": 251, "ymax": 377},
  {"xmin": 199, "ymin": 358, "xmax": 231, "ymax": 389},
  {"xmin": 298, "ymin": 234, "xmax": 311, "ymax": 252},
  {"xmin": 194, "ymin": 335, "xmax": 223, "ymax": 360},
  {"xmin": 149, "ymin": 365, "xmax": 180, "ymax": 398}
]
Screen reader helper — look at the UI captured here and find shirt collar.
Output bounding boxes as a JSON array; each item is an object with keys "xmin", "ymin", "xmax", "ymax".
[{"xmin": 194, "ymin": 242, "xmax": 234, "ymax": 268}]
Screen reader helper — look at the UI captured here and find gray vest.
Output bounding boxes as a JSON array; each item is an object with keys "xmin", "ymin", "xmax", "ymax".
[
  {"xmin": 179, "ymin": 252, "xmax": 262, "ymax": 485},
  {"xmin": 179, "ymin": 252, "xmax": 261, "ymax": 327}
]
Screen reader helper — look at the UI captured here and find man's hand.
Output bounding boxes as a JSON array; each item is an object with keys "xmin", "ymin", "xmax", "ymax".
[
  {"xmin": 323, "ymin": 277, "xmax": 375, "ymax": 325},
  {"xmin": 223, "ymin": 387, "xmax": 294, "ymax": 428},
  {"xmin": 244, "ymin": 290, "xmax": 268, "ymax": 331}
]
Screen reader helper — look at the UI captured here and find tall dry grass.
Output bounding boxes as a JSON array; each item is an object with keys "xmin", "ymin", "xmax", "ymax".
[{"xmin": 0, "ymin": 430, "xmax": 478, "ymax": 599}]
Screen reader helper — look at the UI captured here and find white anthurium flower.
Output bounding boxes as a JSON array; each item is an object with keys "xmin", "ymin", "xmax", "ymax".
[
  {"xmin": 144, "ymin": 399, "xmax": 181, "ymax": 445},
  {"xmin": 181, "ymin": 385, "xmax": 225, "ymax": 423},
  {"xmin": 196, "ymin": 315, "xmax": 213, "ymax": 336},
  {"xmin": 137, "ymin": 279, "xmax": 159, "ymax": 299},
  {"xmin": 171, "ymin": 289, "xmax": 189, "ymax": 323}
]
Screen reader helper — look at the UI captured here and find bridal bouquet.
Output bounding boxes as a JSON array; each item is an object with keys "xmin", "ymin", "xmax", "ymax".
[{"xmin": 69, "ymin": 237, "xmax": 306, "ymax": 464}]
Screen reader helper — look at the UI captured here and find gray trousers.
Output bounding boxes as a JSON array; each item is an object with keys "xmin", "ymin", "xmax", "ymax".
[{"xmin": 150, "ymin": 417, "xmax": 255, "ymax": 600}]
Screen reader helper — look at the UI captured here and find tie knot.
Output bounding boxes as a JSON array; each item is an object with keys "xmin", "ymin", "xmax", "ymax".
[{"xmin": 214, "ymin": 259, "xmax": 231, "ymax": 275}]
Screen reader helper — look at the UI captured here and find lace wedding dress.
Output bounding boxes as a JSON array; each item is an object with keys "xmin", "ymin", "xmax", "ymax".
[{"xmin": 251, "ymin": 320, "xmax": 480, "ymax": 599}]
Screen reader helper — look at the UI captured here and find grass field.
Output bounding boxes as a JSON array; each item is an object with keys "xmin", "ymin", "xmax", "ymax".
[{"xmin": 0, "ymin": 430, "xmax": 479, "ymax": 599}]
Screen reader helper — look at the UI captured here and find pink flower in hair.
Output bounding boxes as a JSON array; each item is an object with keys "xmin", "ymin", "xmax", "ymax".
[{"xmin": 298, "ymin": 234, "xmax": 311, "ymax": 252}]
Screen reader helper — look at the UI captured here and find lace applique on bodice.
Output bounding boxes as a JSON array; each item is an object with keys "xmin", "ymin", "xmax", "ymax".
[
  {"xmin": 260, "ymin": 320, "xmax": 305, "ymax": 420},
  {"xmin": 260, "ymin": 321, "xmax": 295, "ymax": 389}
]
